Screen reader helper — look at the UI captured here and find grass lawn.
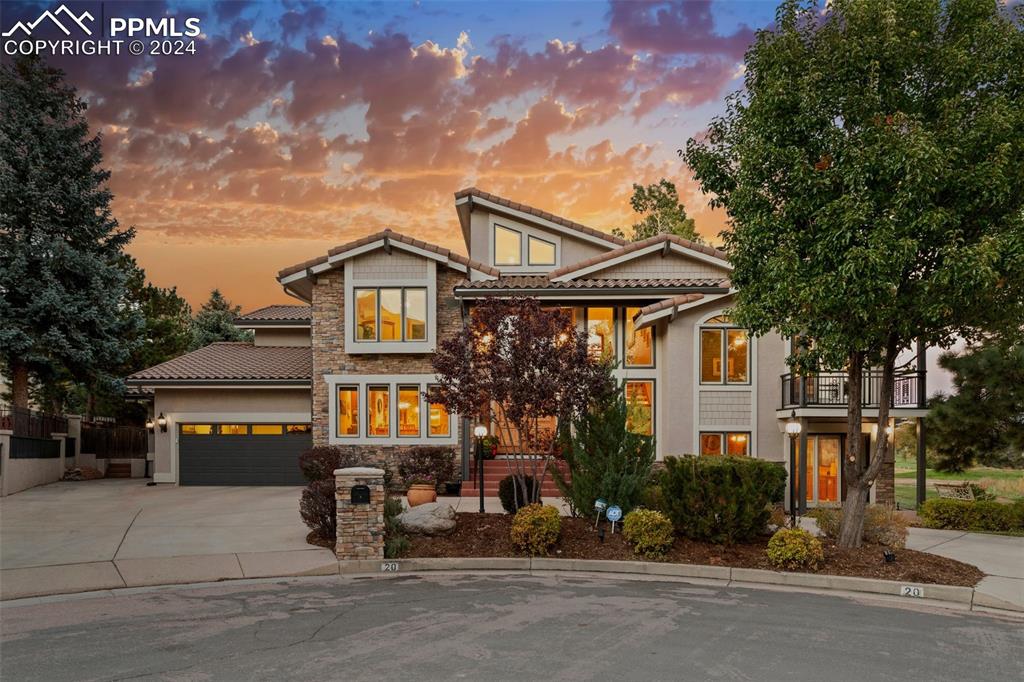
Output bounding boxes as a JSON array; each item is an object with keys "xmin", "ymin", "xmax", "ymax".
[{"xmin": 893, "ymin": 457, "xmax": 1024, "ymax": 506}]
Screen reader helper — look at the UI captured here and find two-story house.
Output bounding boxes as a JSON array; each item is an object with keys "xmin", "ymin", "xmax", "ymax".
[{"xmin": 127, "ymin": 188, "xmax": 929, "ymax": 508}]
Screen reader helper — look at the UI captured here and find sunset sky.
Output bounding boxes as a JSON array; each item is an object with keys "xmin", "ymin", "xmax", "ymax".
[{"xmin": 3, "ymin": 0, "xmax": 780, "ymax": 310}]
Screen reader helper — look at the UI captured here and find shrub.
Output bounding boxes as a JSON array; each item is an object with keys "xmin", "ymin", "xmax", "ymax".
[
  {"xmin": 622, "ymin": 509, "xmax": 675, "ymax": 559},
  {"xmin": 809, "ymin": 505, "xmax": 908, "ymax": 548},
  {"xmin": 510, "ymin": 504, "xmax": 561, "ymax": 555},
  {"xmin": 969, "ymin": 483, "xmax": 996, "ymax": 502},
  {"xmin": 919, "ymin": 498, "xmax": 1024, "ymax": 533},
  {"xmin": 498, "ymin": 474, "xmax": 540, "ymax": 514},
  {"xmin": 299, "ymin": 480, "xmax": 336, "ymax": 541},
  {"xmin": 655, "ymin": 456, "xmax": 787, "ymax": 544},
  {"xmin": 766, "ymin": 528, "xmax": 824, "ymax": 570},
  {"xmin": 397, "ymin": 446, "xmax": 458, "ymax": 487},
  {"xmin": 384, "ymin": 497, "xmax": 410, "ymax": 558},
  {"xmin": 552, "ymin": 382, "xmax": 656, "ymax": 517},
  {"xmin": 298, "ymin": 446, "xmax": 391, "ymax": 485}
]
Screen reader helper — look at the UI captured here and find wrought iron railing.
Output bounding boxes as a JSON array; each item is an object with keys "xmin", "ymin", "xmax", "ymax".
[
  {"xmin": 0, "ymin": 405, "xmax": 68, "ymax": 438},
  {"xmin": 781, "ymin": 371, "xmax": 923, "ymax": 409}
]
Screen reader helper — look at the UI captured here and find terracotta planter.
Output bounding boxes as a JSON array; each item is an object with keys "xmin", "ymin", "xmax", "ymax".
[{"xmin": 407, "ymin": 484, "xmax": 437, "ymax": 507}]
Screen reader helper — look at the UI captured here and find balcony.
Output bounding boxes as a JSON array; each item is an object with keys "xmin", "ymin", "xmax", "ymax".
[{"xmin": 780, "ymin": 371, "xmax": 925, "ymax": 410}]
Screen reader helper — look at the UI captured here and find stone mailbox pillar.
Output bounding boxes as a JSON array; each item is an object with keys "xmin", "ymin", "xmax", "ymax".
[{"xmin": 334, "ymin": 467, "xmax": 386, "ymax": 561}]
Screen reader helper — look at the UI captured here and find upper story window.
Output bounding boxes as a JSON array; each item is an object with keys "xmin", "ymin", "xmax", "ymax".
[
  {"xmin": 493, "ymin": 223, "xmax": 560, "ymax": 268},
  {"xmin": 354, "ymin": 287, "xmax": 427, "ymax": 343},
  {"xmin": 586, "ymin": 307, "xmax": 616, "ymax": 361},
  {"xmin": 700, "ymin": 314, "xmax": 749, "ymax": 384},
  {"xmin": 625, "ymin": 307, "xmax": 654, "ymax": 368}
]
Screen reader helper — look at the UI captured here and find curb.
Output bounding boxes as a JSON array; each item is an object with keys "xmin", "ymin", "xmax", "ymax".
[{"xmin": 2, "ymin": 555, "xmax": 1019, "ymax": 615}]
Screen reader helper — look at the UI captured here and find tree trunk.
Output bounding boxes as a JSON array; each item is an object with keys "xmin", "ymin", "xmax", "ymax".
[
  {"xmin": 9, "ymin": 360, "xmax": 30, "ymax": 409},
  {"xmin": 837, "ymin": 336, "xmax": 899, "ymax": 548}
]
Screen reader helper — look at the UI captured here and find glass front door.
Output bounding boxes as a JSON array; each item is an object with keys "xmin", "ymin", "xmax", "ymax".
[{"xmin": 802, "ymin": 435, "xmax": 841, "ymax": 506}]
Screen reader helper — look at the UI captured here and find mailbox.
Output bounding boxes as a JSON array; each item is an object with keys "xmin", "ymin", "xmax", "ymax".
[{"xmin": 350, "ymin": 484, "xmax": 371, "ymax": 505}]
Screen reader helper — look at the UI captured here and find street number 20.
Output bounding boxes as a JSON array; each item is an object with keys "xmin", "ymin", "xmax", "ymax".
[
  {"xmin": 901, "ymin": 585, "xmax": 924, "ymax": 598},
  {"xmin": 381, "ymin": 561, "xmax": 399, "ymax": 572}
]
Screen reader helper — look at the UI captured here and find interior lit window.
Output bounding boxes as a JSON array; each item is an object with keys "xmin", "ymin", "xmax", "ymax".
[
  {"xmin": 587, "ymin": 307, "xmax": 615, "ymax": 361},
  {"xmin": 355, "ymin": 289, "xmax": 377, "ymax": 340},
  {"xmin": 398, "ymin": 386, "xmax": 420, "ymax": 437},
  {"xmin": 367, "ymin": 386, "xmax": 390, "ymax": 437},
  {"xmin": 286, "ymin": 424, "xmax": 312, "ymax": 434},
  {"xmin": 405, "ymin": 289, "xmax": 427, "ymax": 341},
  {"xmin": 625, "ymin": 380, "xmax": 654, "ymax": 436},
  {"xmin": 181, "ymin": 424, "xmax": 213, "ymax": 435},
  {"xmin": 701, "ymin": 329, "xmax": 723, "ymax": 382},
  {"xmin": 428, "ymin": 393, "xmax": 450, "ymax": 437},
  {"xmin": 219, "ymin": 424, "xmax": 247, "ymax": 435},
  {"xmin": 727, "ymin": 329, "xmax": 749, "ymax": 383},
  {"xmin": 528, "ymin": 235, "xmax": 556, "ymax": 265},
  {"xmin": 337, "ymin": 386, "xmax": 359, "ymax": 437},
  {"xmin": 625, "ymin": 307, "xmax": 654, "ymax": 367},
  {"xmin": 251, "ymin": 424, "xmax": 283, "ymax": 435},
  {"xmin": 494, "ymin": 225, "xmax": 522, "ymax": 266},
  {"xmin": 379, "ymin": 288, "xmax": 402, "ymax": 341},
  {"xmin": 700, "ymin": 431, "xmax": 750, "ymax": 456},
  {"xmin": 726, "ymin": 432, "xmax": 749, "ymax": 456},
  {"xmin": 700, "ymin": 432, "xmax": 723, "ymax": 455}
]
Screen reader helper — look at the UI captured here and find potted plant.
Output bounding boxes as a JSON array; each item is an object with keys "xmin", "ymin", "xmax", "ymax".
[
  {"xmin": 481, "ymin": 435, "xmax": 499, "ymax": 460},
  {"xmin": 406, "ymin": 476, "xmax": 437, "ymax": 506}
]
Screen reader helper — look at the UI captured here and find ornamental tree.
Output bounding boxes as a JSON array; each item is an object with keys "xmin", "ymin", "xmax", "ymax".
[
  {"xmin": 430, "ymin": 297, "xmax": 612, "ymax": 507},
  {"xmin": 686, "ymin": 0, "xmax": 1024, "ymax": 547}
]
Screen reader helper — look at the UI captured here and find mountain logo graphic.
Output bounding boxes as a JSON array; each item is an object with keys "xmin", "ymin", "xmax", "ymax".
[{"xmin": 2, "ymin": 4, "xmax": 95, "ymax": 37}]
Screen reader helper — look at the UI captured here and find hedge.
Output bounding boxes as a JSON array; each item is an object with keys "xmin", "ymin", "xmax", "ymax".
[{"xmin": 918, "ymin": 498, "xmax": 1024, "ymax": 533}]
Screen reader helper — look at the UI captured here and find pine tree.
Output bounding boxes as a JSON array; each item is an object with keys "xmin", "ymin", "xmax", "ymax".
[
  {"xmin": 190, "ymin": 289, "xmax": 253, "ymax": 350},
  {"xmin": 0, "ymin": 56, "xmax": 139, "ymax": 409}
]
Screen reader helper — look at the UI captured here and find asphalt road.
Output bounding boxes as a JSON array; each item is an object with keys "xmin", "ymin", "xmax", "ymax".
[{"xmin": 1, "ymin": 575, "xmax": 1022, "ymax": 681}]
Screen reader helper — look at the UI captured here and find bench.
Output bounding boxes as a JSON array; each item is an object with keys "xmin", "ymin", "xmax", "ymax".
[{"xmin": 933, "ymin": 482, "xmax": 975, "ymax": 501}]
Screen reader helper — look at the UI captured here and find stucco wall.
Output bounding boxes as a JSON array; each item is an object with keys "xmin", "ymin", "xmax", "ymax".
[
  {"xmin": 253, "ymin": 328, "xmax": 311, "ymax": 347},
  {"xmin": 0, "ymin": 434, "xmax": 65, "ymax": 497},
  {"xmin": 468, "ymin": 207, "xmax": 611, "ymax": 272},
  {"xmin": 152, "ymin": 388, "xmax": 311, "ymax": 480}
]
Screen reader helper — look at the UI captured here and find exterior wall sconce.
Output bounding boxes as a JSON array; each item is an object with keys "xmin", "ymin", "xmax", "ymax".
[
  {"xmin": 156, "ymin": 413, "xmax": 168, "ymax": 433},
  {"xmin": 145, "ymin": 417, "xmax": 155, "ymax": 431}
]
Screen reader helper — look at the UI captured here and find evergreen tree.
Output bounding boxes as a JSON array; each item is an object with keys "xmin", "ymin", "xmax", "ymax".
[
  {"xmin": 120, "ymin": 256, "xmax": 193, "ymax": 370},
  {"xmin": 613, "ymin": 179, "xmax": 702, "ymax": 242},
  {"xmin": 0, "ymin": 56, "xmax": 140, "ymax": 409},
  {"xmin": 190, "ymin": 289, "xmax": 253, "ymax": 349}
]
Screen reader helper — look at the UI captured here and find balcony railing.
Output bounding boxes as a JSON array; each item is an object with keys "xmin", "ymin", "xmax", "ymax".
[
  {"xmin": 0, "ymin": 405, "xmax": 68, "ymax": 438},
  {"xmin": 781, "ymin": 371, "xmax": 924, "ymax": 409}
]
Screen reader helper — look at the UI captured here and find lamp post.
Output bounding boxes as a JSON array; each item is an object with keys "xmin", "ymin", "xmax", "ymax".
[
  {"xmin": 785, "ymin": 410, "xmax": 802, "ymax": 528},
  {"xmin": 474, "ymin": 424, "xmax": 488, "ymax": 513}
]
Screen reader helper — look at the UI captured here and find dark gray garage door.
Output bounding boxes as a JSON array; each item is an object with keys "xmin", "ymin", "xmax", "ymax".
[{"xmin": 179, "ymin": 424, "xmax": 311, "ymax": 485}]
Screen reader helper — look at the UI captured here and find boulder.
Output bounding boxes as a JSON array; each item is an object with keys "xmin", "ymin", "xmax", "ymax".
[{"xmin": 397, "ymin": 502, "xmax": 456, "ymax": 536}]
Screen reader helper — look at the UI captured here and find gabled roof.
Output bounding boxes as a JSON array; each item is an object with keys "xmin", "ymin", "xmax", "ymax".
[
  {"xmin": 454, "ymin": 187, "xmax": 626, "ymax": 250},
  {"xmin": 127, "ymin": 342, "xmax": 312, "ymax": 386},
  {"xmin": 455, "ymin": 276, "xmax": 730, "ymax": 294},
  {"xmin": 236, "ymin": 305, "xmax": 311, "ymax": 325},
  {"xmin": 631, "ymin": 291, "xmax": 733, "ymax": 331},
  {"xmin": 548, "ymin": 233, "xmax": 730, "ymax": 282}
]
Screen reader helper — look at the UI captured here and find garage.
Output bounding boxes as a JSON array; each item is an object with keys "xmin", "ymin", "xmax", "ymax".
[{"xmin": 178, "ymin": 423, "xmax": 312, "ymax": 486}]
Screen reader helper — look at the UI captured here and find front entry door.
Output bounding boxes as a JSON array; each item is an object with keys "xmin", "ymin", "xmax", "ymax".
[{"xmin": 804, "ymin": 435, "xmax": 841, "ymax": 506}]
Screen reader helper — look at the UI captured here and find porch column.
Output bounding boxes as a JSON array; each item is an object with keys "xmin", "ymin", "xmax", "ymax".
[
  {"xmin": 916, "ymin": 337, "xmax": 927, "ymax": 409},
  {"xmin": 916, "ymin": 417, "xmax": 927, "ymax": 507},
  {"xmin": 797, "ymin": 418, "xmax": 808, "ymax": 515}
]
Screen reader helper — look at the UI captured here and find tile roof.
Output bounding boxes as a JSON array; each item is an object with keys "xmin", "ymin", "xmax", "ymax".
[
  {"xmin": 454, "ymin": 188, "xmax": 627, "ymax": 247},
  {"xmin": 236, "ymin": 305, "xmax": 311, "ymax": 322},
  {"xmin": 548, "ymin": 233, "xmax": 729, "ymax": 279},
  {"xmin": 456, "ymin": 276, "xmax": 730, "ymax": 291},
  {"xmin": 127, "ymin": 343, "xmax": 312, "ymax": 384},
  {"xmin": 277, "ymin": 229, "xmax": 499, "ymax": 279},
  {"xmin": 635, "ymin": 294, "xmax": 707, "ymax": 318}
]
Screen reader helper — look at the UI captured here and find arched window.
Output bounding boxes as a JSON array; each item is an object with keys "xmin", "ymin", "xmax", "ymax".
[{"xmin": 699, "ymin": 314, "xmax": 749, "ymax": 384}]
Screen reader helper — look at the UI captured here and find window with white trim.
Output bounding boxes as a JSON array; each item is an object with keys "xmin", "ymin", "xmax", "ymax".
[
  {"xmin": 700, "ymin": 315, "xmax": 749, "ymax": 384},
  {"xmin": 329, "ymin": 377, "xmax": 457, "ymax": 444},
  {"xmin": 354, "ymin": 287, "xmax": 427, "ymax": 343},
  {"xmin": 699, "ymin": 431, "xmax": 750, "ymax": 456}
]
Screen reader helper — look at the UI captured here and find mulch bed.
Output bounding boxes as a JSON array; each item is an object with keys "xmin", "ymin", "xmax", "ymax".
[{"xmin": 404, "ymin": 513, "xmax": 984, "ymax": 587}]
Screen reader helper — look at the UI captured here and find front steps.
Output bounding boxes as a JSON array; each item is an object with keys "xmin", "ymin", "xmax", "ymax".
[{"xmin": 460, "ymin": 459, "xmax": 570, "ymax": 498}]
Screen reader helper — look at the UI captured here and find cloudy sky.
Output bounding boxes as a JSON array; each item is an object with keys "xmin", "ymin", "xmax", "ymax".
[{"xmin": 3, "ymin": 0, "xmax": 780, "ymax": 310}]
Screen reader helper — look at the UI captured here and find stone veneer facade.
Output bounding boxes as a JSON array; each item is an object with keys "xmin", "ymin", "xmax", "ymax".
[
  {"xmin": 310, "ymin": 266, "xmax": 465, "ymax": 474},
  {"xmin": 334, "ymin": 467, "xmax": 386, "ymax": 560}
]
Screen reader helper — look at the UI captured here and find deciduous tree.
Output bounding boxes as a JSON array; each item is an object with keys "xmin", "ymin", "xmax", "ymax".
[
  {"xmin": 686, "ymin": 0, "xmax": 1024, "ymax": 546},
  {"xmin": 613, "ymin": 179, "xmax": 701, "ymax": 242}
]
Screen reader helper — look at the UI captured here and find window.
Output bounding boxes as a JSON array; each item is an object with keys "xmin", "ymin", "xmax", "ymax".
[
  {"xmin": 181, "ymin": 424, "xmax": 213, "ymax": 435},
  {"xmin": 625, "ymin": 307, "xmax": 654, "ymax": 367},
  {"xmin": 354, "ymin": 287, "xmax": 428, "ymax": 343},
  {"xmin": 337, "ymin": 386, "xmax": 359, "ymax": 437},
  {"xmin": 528, "ymin": 235, "xmax": 556, "ymax": 265},
  {"xmin": 494, "ymin": 225, "xmax": 522, "ymax": 266},
  {"xmin": 625, "ymin": 380, "xmax": 654, "ymax": 436},
  {"xmin": 251, "ymin": 424, "xmax": 283, "ymax": 435},
  {"xmin": 428, "ymin": 393, "xmax": 450, "ymax": 437},
  {"xmin": 219, "ymin": 424, "xmax": 247, "ymax": 435},
  {"xmin": 398, "ymin": 385, "xmax": 420, "ymax": 437},
  {"xmin": 700, "ymin": 316, "xmax": 750, "ymax": 384},
  {"xmin": 587, "ymin": 307, "xmax": 615, "ymax": 360},
  {"xmin": 700, "ymin": 431, "xmax": 750, "ymax": 456},
  {"xmin": 367, "ymin": 385, "xmax": 390, "ymax": 437},
  {"xmin": 286, "ymin": 424, "xmax": 312, "ymax": 434}
]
